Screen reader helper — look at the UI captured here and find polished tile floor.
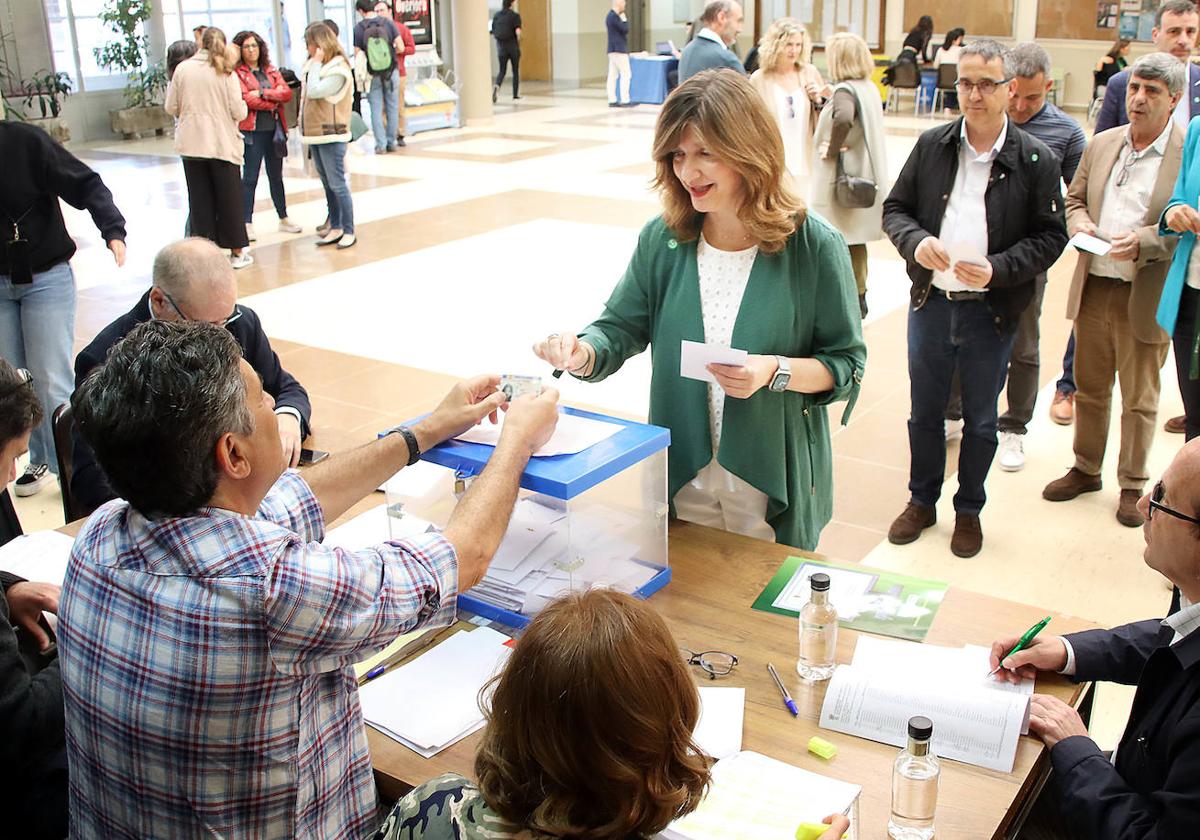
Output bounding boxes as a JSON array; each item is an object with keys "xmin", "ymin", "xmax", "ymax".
[{"xmin": 14, "ymin": 82, "xmax": 1183, "ymax": 747}]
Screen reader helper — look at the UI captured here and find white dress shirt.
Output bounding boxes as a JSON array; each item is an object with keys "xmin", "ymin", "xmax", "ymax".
[
  {"xmin": 1090, "ymin": 121, "xmax": 1171, "ymax": 282},
  {"xmin": 932, "ymin": 118, "xmax": 1008, "ymax": 292},
  {"xmin": 1061, "ymin": 594, "xmax": 1200, "ymax": 675},
  {"xmin": 696, "ymin": 27, "xmax": 727, "ymax": 48}
]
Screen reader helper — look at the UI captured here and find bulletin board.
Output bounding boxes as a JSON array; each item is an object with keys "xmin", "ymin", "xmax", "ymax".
[
  {"xmin": 1036, "ymin": 0, "xmax": 1157, "ymax": 42},
  {"xmin": 903, "ymin": 1, "xmax": 1015, "ymax": 39}
]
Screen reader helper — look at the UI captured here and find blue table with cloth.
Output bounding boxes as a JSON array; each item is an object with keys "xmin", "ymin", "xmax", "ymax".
[{"xmin": 629, "ymin": 55, "xmax": 678, "ymax": 105}]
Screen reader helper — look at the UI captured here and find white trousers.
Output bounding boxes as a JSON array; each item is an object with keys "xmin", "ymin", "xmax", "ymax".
[
  {"xmin": 673, "ymin": 458, "xmax": 775, "ymax": 542},
  {"xmin": 606, "ymin": 52, "xmax": 632, "ymax": 104}
]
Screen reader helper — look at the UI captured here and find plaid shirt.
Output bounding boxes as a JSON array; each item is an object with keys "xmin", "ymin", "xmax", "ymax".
[{"xmin": 59, "ymin": 470, "xmax": 458, "ymax": 839}]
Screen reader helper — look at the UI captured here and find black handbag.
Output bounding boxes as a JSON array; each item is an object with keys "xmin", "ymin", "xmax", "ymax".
[
  {"xmin": 273, "ymin": 119, "xmax": 289, "ymax": 159},
  {"xmin": 832, "ymin": 83, "xmax": 879, "ymax": 209}
]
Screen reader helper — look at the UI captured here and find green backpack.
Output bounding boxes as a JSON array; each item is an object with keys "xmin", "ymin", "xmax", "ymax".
[{"xmin": 365, "ymin": 20, "xmax": 395, "ymax": 75}]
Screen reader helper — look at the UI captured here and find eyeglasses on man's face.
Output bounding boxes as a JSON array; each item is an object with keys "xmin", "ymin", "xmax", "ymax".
[
  {"xmin": 159, "ymin": 288, "xmax": 242, "ymax": 328},
  {"xmin": 681, "ymin": 647, "xmax": 739, "ymax": 679},
  {"xmin": 1149, "ymin": 480, "xmax": 1200, "ymax": 525},
  {"xmin": 955, "ymin": 77, "xmax": 1012, "ymax": 96}
]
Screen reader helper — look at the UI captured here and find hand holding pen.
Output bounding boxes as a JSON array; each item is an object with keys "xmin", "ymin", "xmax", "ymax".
[{"xmin": 988, "ymin": 617, "xmax": 1068, "ymax": 684}]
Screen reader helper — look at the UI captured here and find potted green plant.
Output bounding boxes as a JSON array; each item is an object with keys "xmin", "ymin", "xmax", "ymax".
[
  {"xmin": 94, "ymin": 0, "xmax": 171, "ymax": 138},
  {"xmin": 20, "ymin": 70, "xmax": 73, "ymax": 141}
]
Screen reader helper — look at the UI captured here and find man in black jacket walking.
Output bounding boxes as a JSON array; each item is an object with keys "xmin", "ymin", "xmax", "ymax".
[
  {"xmin": 882, "ymin": 40, "xmax": 1067, "ymax": 557},
  {"xmin": 71, "ymin": 238, "xmax": 311, "ymax": 516},
  {"xmin": 0, "ymin": 122, "xmax": 126, "ymax": 500},
  {"xmin": 990, "ymin": 438, "xmax": 1200, "ymax": 838}
]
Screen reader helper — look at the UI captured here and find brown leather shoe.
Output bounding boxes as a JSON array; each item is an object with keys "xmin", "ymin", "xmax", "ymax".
[
  {"xmin": 951, "ymin": 513, "xmax": 982, "ymax": 557},
  {"xmin": 1042, "ymin": 468, "xmax": 1102, "ymax": 502},
  {"xmin": 887, "ymin": 503, "xmax": 936, "ymax": 545},
  {"xmin": 1050, "ymin": 391, "xmax": 1074, "ymax": 425},
  {"xmin": 1165, "ymin": 414, "xmax": 1187, "ymax": 434},
  {"xmin": 1117, "ymin": 489, "xmax": 1145, "ymax": 527}
]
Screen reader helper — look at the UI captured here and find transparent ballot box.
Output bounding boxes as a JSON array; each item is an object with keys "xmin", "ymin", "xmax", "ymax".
[{"xmin": 385, "ymin": 407, "xmax": 671, "ymax": 628}]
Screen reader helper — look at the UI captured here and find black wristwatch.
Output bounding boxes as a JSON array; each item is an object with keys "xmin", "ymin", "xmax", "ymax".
[{"xmin": 384, "ymin": 424, "xmax": 421, "ymax": 466}]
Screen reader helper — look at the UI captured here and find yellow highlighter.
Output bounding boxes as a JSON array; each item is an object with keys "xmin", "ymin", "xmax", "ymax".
[{"xmin": 796, "ymin": 823, "xmax": 848, "ymax": 840}]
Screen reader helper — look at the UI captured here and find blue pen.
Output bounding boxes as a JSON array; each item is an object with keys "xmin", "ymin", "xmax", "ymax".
[
  {"xmin": 362, "ymin": 664, "xmax": 387, "ymax": 683},
  {"xmin": 767, "ymin": 663, "xmax": 799, "ymax": 717}
]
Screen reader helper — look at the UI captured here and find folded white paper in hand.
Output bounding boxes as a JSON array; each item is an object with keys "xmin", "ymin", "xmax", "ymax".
[
  {"xmin": 1068, "ymin": 231, "xmax": 1112, "ymax": 256},
  {"xmin": 680, "ymin": 340, "xmax": 749, "ymax": 384}
]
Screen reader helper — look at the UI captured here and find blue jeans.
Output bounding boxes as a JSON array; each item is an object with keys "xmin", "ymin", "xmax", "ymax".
[
  {"xmin": 242, "ymin": 129, "xmax": 288, "ymax": 222},
  {"xmin": 908, "ymin": 294, "xmax": 1018, "ymax": 514},
  {"xmin": 367, "ymin": 68, "xmax": 400, "ymax": 151},
  {"xmin": 309, "ymin": 142, "xmax": 354, "ymax": 234},
  {"xmin": 1057, "ymin": 331, "xmax": 1076, "ymax": 394},
  {"xmin": 0, "ymin": 261, "xmax": 76, "ymax": 472}
]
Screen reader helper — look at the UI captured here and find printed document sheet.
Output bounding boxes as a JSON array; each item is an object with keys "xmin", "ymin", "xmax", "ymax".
[
  {"xmin": 455, "ymin": 411, "xmax": 622, "ymax": 457},
  {"xmin": 0, "ymin": 530, "xmax": 74, "ymax": 587}
]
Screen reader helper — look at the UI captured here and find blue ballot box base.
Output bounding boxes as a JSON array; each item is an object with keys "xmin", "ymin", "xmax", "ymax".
[{"xmin": 461, "ymin": 564, "xmax": 672, "ymax": 630}]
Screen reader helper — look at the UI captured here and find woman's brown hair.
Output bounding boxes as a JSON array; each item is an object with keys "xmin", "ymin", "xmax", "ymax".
[
  {"xmin": 475, "ymin": 589, "xmax": 711, "ymax": 838},
  {"xmin": 304, "ymin": 21, "xmax": 346, "ymax": 64},
  {"xmin": 652, "ymin": 69, "xmax": 804, "ymax": 254},
  {"xmin": 232, "ymin": 30, "xmax": 269, "ymax": 70},
  {"xmin": 200, "ymin": 27, "xmax": 235, "ymax": 75}
]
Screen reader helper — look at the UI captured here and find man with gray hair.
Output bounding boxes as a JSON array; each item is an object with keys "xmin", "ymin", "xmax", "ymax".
[
  {"xmin": 678, "ymin": 0, "xmax": 745, "ymax": 82},
  {"xmin": 69, "ymin": 237, "xmax": 311, "ymax": 514},
  {"xmin": 1043, "ymin": 52, "xmax": 1186, "ymax": 527},
  {"xmin": 947, "ymin": 42, "xmax": 1087, "ymax": 472},
  {"xmin": 883, "ymin": 39, "xmax": 1067, "ymax": 557}
]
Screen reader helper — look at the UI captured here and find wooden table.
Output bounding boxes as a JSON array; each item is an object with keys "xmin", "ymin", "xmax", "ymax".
[{"xmin": 366, "ymin": 520, "xmax": 1096, "ymax": 840}]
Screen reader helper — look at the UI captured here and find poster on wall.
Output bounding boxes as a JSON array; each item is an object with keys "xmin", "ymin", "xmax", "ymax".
[
  {"xmin": 394, "ymin": 0, "xmax": 435, "ymax": 47},
  {"xmin": 1097, "ymin": 2, "xmax": 1118, "ymax": 28},
  {"xmin": 1119, "ymin": 11, "xmax": 1141, "ymax": 39}
]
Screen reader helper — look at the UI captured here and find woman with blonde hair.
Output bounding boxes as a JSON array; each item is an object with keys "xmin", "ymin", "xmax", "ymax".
[
  {"xmin": 165, "ymin": 26, "xmax": 253, "ymax": 268},
  {"xmin": 810, "ymin": 31, "xmax": 887, "ymax": 319},
  {"xmin": 300, "ymin": 21, "xmax": 357, "ymax": 249},
  {"xmin": 375, "ymin": 588, "xmax": 849, "ymax": 840},
  {"xmin": 750, "ymin": 18, "xmax": 830, "ymax": 180},
  {"xmin": 533, "ymin": 70, "xmax": 865, "ymax": 549}
]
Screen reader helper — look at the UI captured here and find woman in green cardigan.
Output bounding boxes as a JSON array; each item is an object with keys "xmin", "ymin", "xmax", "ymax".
[{"xmin": 535, "ymin": 69, "xmax": 865, "ymax": 550}]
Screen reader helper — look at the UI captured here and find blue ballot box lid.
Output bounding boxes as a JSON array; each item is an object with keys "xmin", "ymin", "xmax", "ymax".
[{"xmin": 399, "ymin": 406, "xmax": 670, "ymax": 500}]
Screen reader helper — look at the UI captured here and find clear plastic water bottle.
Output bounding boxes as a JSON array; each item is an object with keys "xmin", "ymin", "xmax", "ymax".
[
  {"xmin": 888, "ymin": 716, "xmax": 939, "ymax": 840},
  {"xmin": 797, "ymin": 572, "xmax": 837, "ymax": 681}
]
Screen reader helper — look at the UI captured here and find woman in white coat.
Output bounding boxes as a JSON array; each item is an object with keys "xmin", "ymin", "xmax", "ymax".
[
  {"xmin": 749, "ymin": 18, "xmax": 829, "ymax": 181},
  {"xmin": 809, "ymin": 32, "xmax": 887, "ymax": 318}
]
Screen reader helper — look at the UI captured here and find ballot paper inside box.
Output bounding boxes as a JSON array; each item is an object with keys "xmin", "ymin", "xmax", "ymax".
[{"xmin": 385, "ymin": 406, "xmax": 672, "ymax": 628}]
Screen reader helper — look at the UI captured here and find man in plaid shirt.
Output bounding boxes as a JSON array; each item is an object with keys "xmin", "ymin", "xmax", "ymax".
[{"xmin": 58, "ymin": 321, "xmax": 560, "ymax": 839}]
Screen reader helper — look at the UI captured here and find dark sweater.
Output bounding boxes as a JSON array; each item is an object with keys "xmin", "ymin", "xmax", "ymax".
[
  {"xmin": 0, "ymin": 122, "xmax": 126, "ymax": 275},
  {"xmin": 606, "ymin": 9, "xmax": 629, "ymax": 53}
]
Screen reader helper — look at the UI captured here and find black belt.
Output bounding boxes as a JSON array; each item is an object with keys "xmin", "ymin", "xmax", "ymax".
[{"xmin": 936, "ymin": 288, "xmax": 988, "ymax": 302}]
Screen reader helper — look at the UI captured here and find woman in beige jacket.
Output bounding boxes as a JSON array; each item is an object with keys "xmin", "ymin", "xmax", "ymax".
[
  {"xmin": 165, "ymin": 27, "xmax": 253, "ymax": 268},
  {"xmin": 749, "ymin": 19, "xmax": 829, "ymax": 182}
]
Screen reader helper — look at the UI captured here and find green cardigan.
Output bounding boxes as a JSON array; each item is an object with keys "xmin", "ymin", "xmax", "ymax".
[{"xmin": 577, "ymin": 215, "xmax": 866, "ymax": 551}]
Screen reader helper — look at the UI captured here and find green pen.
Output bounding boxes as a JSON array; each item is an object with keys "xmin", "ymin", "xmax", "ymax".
[{"xmin": 987, "ymin": 616, "xmax": 1052, "ymax": 678}]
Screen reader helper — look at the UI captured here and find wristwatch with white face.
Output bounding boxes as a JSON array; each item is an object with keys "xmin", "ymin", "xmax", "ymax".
[{"xmin": 768, "ymin": 355, "xmax": 791, "ymax": 392}]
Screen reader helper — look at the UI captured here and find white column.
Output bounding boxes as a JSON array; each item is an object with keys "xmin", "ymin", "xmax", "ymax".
[
  {"xmin": 1013, "ymin": 0, "xmax": 1038, "ymax": 43},
  {"xmin": 452, "ymin": 0, "xmax": 493, "ymax": 125}
]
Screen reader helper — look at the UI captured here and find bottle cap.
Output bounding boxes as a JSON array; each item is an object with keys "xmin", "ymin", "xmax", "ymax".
[
  {"xmin": 809, "ymin": 572, "xmax": 831, "ymax": 592},
  {"xmin": 908, "ymin": 715, "xmax": 933, "ymax": 740}
]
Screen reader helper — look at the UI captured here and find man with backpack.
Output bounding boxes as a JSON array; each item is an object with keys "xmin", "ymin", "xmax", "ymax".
[
  {"xmin": 491, "ymin": 0, "xmax": 523, "ymax": 102},
  {"xmin": 353, "ymin": 0, "xmax": 404, "ymax": 153}
]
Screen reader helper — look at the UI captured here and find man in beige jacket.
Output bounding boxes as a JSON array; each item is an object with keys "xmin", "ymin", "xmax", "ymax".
[{"xmin": 1043, "ymin": 53, "xmax": 1185, "ymax": 527}]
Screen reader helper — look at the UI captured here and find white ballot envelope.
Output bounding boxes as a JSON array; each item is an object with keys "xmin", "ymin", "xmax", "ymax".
[
  {"xmin": 1068, "ymin": 231, "xmax": 1112, "ymax": 256},
  {"xmin": 680, "ymin": 340, "xmax": 749, "ymax": 384}
]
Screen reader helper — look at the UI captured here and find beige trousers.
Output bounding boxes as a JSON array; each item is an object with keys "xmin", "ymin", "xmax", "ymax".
[
  {"xmin": 1073, "ymin": 275, "xmax": 1170, "ymax": 490},
  {"xmin": 607, "ymin": 53, "xmax": 632, "ymax": 104}
]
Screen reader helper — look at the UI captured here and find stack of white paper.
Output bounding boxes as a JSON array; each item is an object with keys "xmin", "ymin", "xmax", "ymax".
[
  {"xmin": 0, "ymin": 530, "xmax": 75, "ymax": 586},
  {"xmin": 818, "ymin": 637, "xmax": 1033, "ymax": 773},
  {"xmin": 692, "ymin": 687, "xmax": 745, "ymax": 761},
  {"xmin": 323, "ymin": 504, "xmax": 436, "ymax": 550},
  {"xmin": 466, "ymin": 497, "xmax": 659, "ymax": 616},
  {"xmin": 358, "ymin": 626, "xmax": 512, "ymax": 757},
  {"xmin": 660, "ymin": 751, "xmax": 861, "ymax": 840},
  {"xmin": 454, "ymin": 411, "xmax": 623, "ymax": 457}
]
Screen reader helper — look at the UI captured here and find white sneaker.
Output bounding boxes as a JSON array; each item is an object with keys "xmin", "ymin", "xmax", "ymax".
[
  {"xmin": 14, "ymin": 463, "xmax": 52, "ymax": 497},
  {"xmin": 278, "ymin": 219, "xmax": 302, "ymax": 234},
  {"xmin": 944, "ymin": 418, "xmax": 964, "ymax": 441},
  {"xmin": 230, "ymin": 252, "xmax": 254, "ymax": 270},
  {"xmin": 998, "ymin": 431, "xmax": 1025, "ymax": 472},
  {"xmin": 245, "ymin": 223, "xmax": 256, "ymax": 242}
]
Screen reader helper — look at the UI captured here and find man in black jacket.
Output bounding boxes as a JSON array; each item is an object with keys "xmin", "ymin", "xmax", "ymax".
[
  {"xmin": 882, "ymin": 40, "xmax": 1067, "ymax": 558},
  {"xmin": 0, "ymin": 359, "xmax": 67, "ymax": 839},
  {"xmin": 990, "ymin": 438, "xmax": 1200, "ymax": 838},
  {"xmin": 0, "ymin": 122, "xmax": 126, "ymax": 500},
  {"xmin": 71, "ymin": 238, "xmax": 312, "ymax": 515}
]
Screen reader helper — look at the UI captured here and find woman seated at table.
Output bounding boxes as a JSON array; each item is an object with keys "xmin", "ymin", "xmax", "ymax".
[
  {"xmin": 533, "ymin": 70, "xmax": 865, "ymax": 551},
  {"xmin": 934, "ymin": 28, "xmax": 965, "ymax": 67},
  {"xmin": 1095, "ymin": 37, "xmax": 1131, "ymax": 90},
  {"xmin": 374, "ymin": 588, "xmax": 849, "ymax": 840},
  {"xmin": 749, "ymin": 18, "xmax": 830, "ymax": 180}
]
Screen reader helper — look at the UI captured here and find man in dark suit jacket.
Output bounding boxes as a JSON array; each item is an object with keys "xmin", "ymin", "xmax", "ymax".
[
  {"xmin": 1095, "ymin": 1, "xmax": 1200, "ymax": 133},
  {"xmin": 990, "ymin": 439, "xmax": 1200, "ymax": 837},
  {"xmin": 71, "ymin": 238, "xmax": 312, "ymax": 515},
  {"xmin": 678, "ymin": 0, "xmax": 745, "ymax": 82}
]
